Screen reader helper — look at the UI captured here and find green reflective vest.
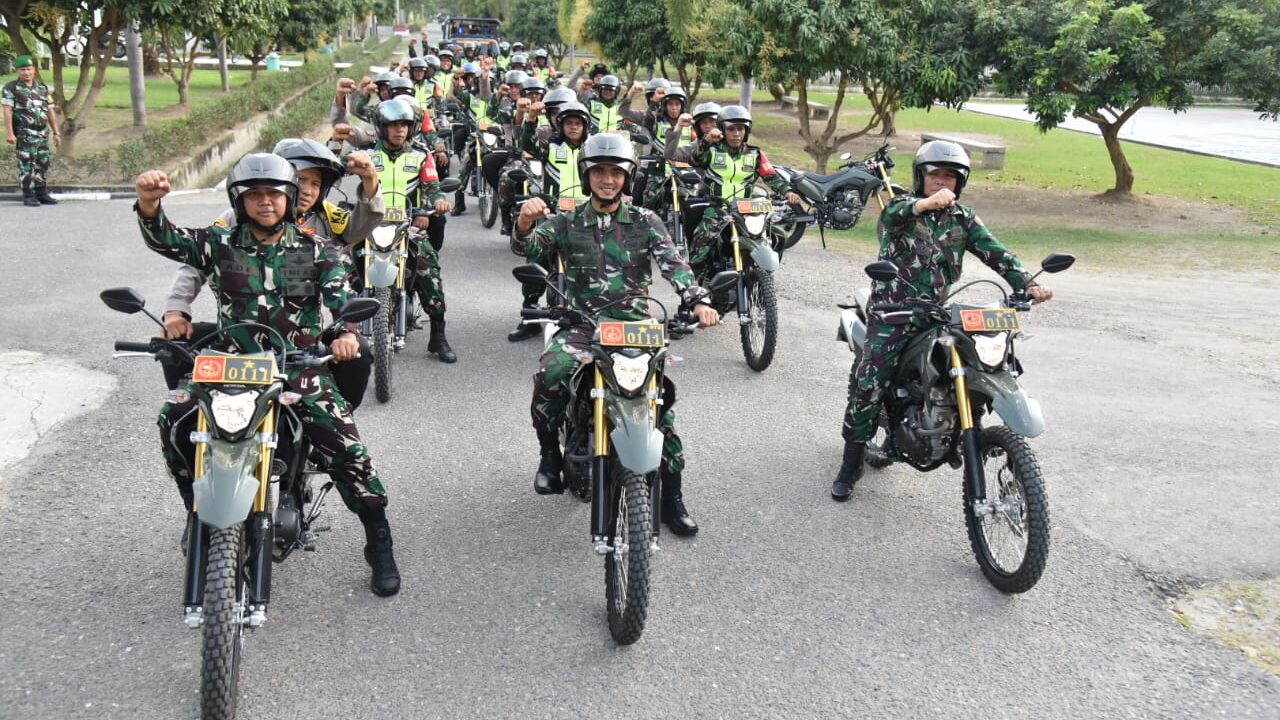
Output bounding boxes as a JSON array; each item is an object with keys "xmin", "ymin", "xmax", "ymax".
[
  {"xmin": 437, "ymin": 70, "xmax": 455, "ymax": 97},
  {"xmin": 708, "ymin": 148, "xmax": 759, "ymax": 200},
  {"xmin": 590, "ymin": 99, "xmax": 623, "ymax": 132},
  {"xmin": 655, "ymin": 121, "xmax": 692, "ymax": 148},
  {"xmin": 371, "ymin": 147, "xmax": 425, "ymax": 211},
  {"xmin": 547, "ymin": 141, "xmax": 585, "ymax": 200}
]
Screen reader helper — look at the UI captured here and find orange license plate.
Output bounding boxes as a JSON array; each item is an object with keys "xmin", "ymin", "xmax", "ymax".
[
  {"xmin": 960, "ymin": 308, "xmax": 1020, "ymax": 333},
  {"xmin": 736, "ymin": 199, "xmax": 772, "ymax": 214},
  {"xmin": 599, "ymin": 321, "xmax": 666, "ymax": 348},
  {"xmin": 192, "ymin": 355, "xmax": 276, "ymax": 385}
]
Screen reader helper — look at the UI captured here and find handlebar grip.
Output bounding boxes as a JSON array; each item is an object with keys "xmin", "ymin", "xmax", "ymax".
[
  {"xmin": 520, "ymin": 307, "xmax": 553, "ymax": 320},
  {"xmin": 114, "ymin": 340, "xmax": 152, "ymax": 352}
]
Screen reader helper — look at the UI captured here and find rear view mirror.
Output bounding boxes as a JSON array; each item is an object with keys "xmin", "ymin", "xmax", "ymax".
[
  {"xmin": 864, "ymin": 261, "xmax": 899, "ymax": 282},
  {"xmin": 707, "ymin": 270, "xmax": 739, "ymax": 293},
  {"xmin": 1040, "ymin": 253, "xmax": 1076, "ymax": 274},
  {"xmin": 337, "ymin": 297, "xmax": 380, "ymax": 323},
  {"xmin": 100, "ymin": 287, "xmax": 146, "ymax": 314},
  {"xmin": 630, "ymin": 130, "xmax": 652, "ymax": 145},
  {"xmin": 439, "ymin": 178, "xmax": 462, "ymax": 193},
  {"xmin": 512, "ymin": 263, "xmax": 549, "ymax": 285}
]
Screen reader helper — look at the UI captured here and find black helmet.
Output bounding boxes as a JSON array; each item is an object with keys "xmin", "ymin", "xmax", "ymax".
[
  {"xmin": 520, "ymin": 75, "xmax": 547, "ymax": 98},
  {"xmin": 691, "ymin": 101, "xmax": 721, "ymax": 127},
  {"xmin": 504, "ymin": 69, "xmax": 529, "ymax": 86},
  {"xmin": 644, "ymin": 77, "xmax": 671, "ymax": 103},
  {"xmin": 388, "ymin": 76, "xmax": 415, "ymax": 98},
  {"xmin": 913, "ymin": 140, "xmax": 971, "ymax": 197},
  {"xmin": 578, "ymin": 132, "xmax": 637, "ymax": 194},
  {"xmin": 555, "ymin": 101, "xmax": 591, "ymax": 136},
  {"xmin": 375, "ymin": 97, "xmax": 418, "ymax": 143},
  {"xmin": 226, "ymin": 153, "xmax": 298, "ymax": 229},
  {"xmin": 597, "ymin": 74, "xmax": 621, "ymax": 93},
  {"xmin": 544, "ymin": 86, "xmax": 576, "ymax": 109},
  {"xmin": 718, "ymin": 104, "xmax": 752, "ymax": 142},
  {"xmin": 273, "ymin": 138, "xmax": 344, "ymax": 204},
  {"xmin": 408, "ymin": 57, "xmax": 428, "ymax": 71}
]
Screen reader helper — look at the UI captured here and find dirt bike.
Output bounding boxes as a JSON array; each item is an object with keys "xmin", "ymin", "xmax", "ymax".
[
  {"xmin": 358, "ymin": 180, "xmax": 461, "ymax": 402},
  {"xmin": 836, "ymin": 252, "xmax": 1075, "ymax": 593},
  {"xmin": 512, "ymin": 265, "xmax": 738, "ymax": 644},
  {"xmin": 455, "ymin": 104, "xmax": 504, "ymax": 228},
  {"xmin": 101, "ymin": 287, "xmax": 379, "ymax": 720},
  {"xmin": 775, "ymin": 144, "xmax": 908, "ymax": 249},
  {"xmin": 680, "ymin": 193, "xmax": 784, "ymax": 371},
  {"xmin": 636, "ymin": 154, "xmax": 704, "ymax": 262}
]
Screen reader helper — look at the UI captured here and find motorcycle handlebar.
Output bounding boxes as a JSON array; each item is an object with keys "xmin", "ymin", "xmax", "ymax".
[
  {"xmin": 114, "ymin": 340, "xmax": 152, "ymax": 353},
  {"xmin": 520, "ymin": 307, "xmax": 553, "ymax": 320}
]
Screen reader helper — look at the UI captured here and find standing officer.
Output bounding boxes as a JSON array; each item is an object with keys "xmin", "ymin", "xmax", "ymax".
[{"xmin": 3, "ymin": 54, "xmax": 61, "ymax": 206}]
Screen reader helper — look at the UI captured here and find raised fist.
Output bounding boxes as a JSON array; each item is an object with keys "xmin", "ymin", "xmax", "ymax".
[{"xmin": 135, "ymin": 170, "xmax": 171, "ymax": 203}]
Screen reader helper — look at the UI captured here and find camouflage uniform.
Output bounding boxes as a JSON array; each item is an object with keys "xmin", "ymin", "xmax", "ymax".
[
  {"xmin": 138, "ymin": 209, "xmax": 387, "ymax": 513},
  {"xmin": 665, "ymin": 135, "xmax": 789, "ymax": 273},
  {"xmin": 515, "ymin": 202, "xmax": 710, "ymax": 474},
  {"xmin": 843, "ymin": 197, "xmax": 1032, "ymax": 442},
  {"xmin": 2, "ymin": 77, "xmax": 54, "ymax": 194}
]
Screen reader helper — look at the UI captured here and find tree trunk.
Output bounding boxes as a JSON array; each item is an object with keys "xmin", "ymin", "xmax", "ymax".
[
  {"xmin": 143, "ymin": 44, "xmax": 162, "ymax": 75},
  {"xmin": 878, "ymin": 108, "xmax": 897, "ymax": 137},
  {"xmin": 217, "ymin": 38, "xmax": 230, "ymax": 92},
  {"xmin": 767, "ymin": 82, "xmax": 785, "ymax": 103},
  {"xmin": 126, "ymin": 24, "xmax": 146, "ymax": 127},
  {"xmin": 1099, "ymin": 123, "xmax": 1134, "ymax": 194},
  {"xmin": 251, "ymin": 60, "xmax": 261, "ymax": 82}
]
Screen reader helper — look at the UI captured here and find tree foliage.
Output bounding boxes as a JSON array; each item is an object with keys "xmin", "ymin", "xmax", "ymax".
[{"xmin": 505, "ymin": 0, "xmax": 565, "ymax": 58}]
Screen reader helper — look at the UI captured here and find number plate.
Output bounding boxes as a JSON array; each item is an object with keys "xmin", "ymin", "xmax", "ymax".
[
  {"xmin": 599, "ymin": 321, "xmax": 666, "ymax": 348},
  {"xmin": 557, "ymin": 197, "xmax": 577, "ymax": 212},
  {"xmin": 959, "ymin": 308, "xmax": 1020, "ymax": 333},
  {"xmin": 192, "ymin": 355, "xmax": 276, "ymax": 385},
  {"xmin": 736, "ymin": 199, "xmax": 772, "ymax": 214},
  {"xmin": 383, "ymin": 207, "xmax": 407, "ymax": 223},
  {"xmin": 671, "ymin": 161, "xmax": 691, "ymax": 169}
]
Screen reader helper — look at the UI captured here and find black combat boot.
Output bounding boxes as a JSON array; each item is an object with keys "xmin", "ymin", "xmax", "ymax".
[
  {"xmin": 35, "ymin": 186, "xmax": 58, "ymax": 205},
  {"xmin": 660, "ymin": 469, "xmax": 699, "ymax": 537},
  {"xmin": 500, "ymin": 205, "xmax": 513, "ymax": 236},
  {"xmin": 450, "ymin": 188, "xmax": 466, "ymax": 216},
  {"xmin": 534, "ymin": 428, "xmax": 564, "ymax": 495},
  {"xmin": 426, "ymin": 316, "xmax": 457, "ymax": 363},
  {"xmin": 831, "ymin": 442, "xmax": 866, "ymax": 502},
  {"xmin": 358, "ymin": 508, "xmax": 401, "ymax": 597},
  {"xmin": 22, "ymin": 190, "xmax": 39, "ymax": 207},
  {"xmin": 508, "ymin": 292, "xmax": 541, "ymax": 342}
]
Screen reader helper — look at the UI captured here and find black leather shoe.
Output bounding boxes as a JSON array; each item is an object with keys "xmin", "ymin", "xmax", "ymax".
[
  {"xmin": 36, "ymin": 189, "xmax": 58, "ymax": 205},
  {"xmin": 359, "ymin": 510, "xmax": 401, "ymax": 597},
  {"xmin": 507, "ymin": 319, "xmax": 539, "ymax": 342},
  {"xmin": 662, "ymin": 496, "xmax": 699, "ymax": 536},
  {"xmin": 427, "ymin": 317, "xmax": 457, "ymax": 363},
  {"xmin": 831, "ymin": 442, "xmax": 866, "ymax": 502},
  {"xmin": 534, "ymin": 454, "xmax": 564, "ymax": 494},
  {"xmin": 450, "ymin": 191, "xmax": 466, "ymax": 216}
]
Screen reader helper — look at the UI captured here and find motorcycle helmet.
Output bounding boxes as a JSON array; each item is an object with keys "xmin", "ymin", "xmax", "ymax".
[
  {"xmin": 511, "ymin": 41, "xmax": 525, "ymax": 52},
  {"xmin": 407, "ymin": 57, "xmax": 428, "ymax": 77},
  {"xmin": 544, "ymin": 86, "xmax": 576, "ymax": 112},
  {"xmin": 375, "ymin": 97, "xmax": 418, "ymax": 143},
  {"xmin": 533, "ymin": 48, "xmax": 549, "ymax": 62},
  {"xmin": 520, "ymin": 75, "xmax": 547, "ymax": 99},
  {"xmin": 661, "ymin": 86, "xmax": 687, "ymax": 114},
  {"xmin": 578, "ymin": 132, "xmax": 637, "ymax": 200},
  {"xmin": 226, "ymin": 153, "xmax": 298, "ymax": 231},
  {"xmin": 499, "ymin": 41, "xmax": 511, "ymax": 53},
  {"xmin": 460, "ymin": 61, "xmax": 480, "ymax": 77},
  {"xmin": 509, "ymin": 52, "xmax": 528, "ymax": 69},
  {"xmin": 644, "ymin": 77, "xmax": 671, "ymax": 104},
  {"xmin": 272, "ymin": 138, "xmax": 345, "ymax": 205},
  {"xmin": 373, "ymin": 71, "xmax": 397, "ymax": 92},
  {"xmin": 718, "ymin": 104, "xmax": 752, "ymax": 143},
  {"xmin": 555, "ymin": 101, "xmax": 592, "ymax": 137},
  {"xmin": 691, "ymin": 101, "xmax": 722, "ymax": 127},
  {"xmin": 387, "ymin": 76, "xmax": 415, "ymax": 98},
  {"xmin": 504, "ymin": 69, "xmax": 529, "ymax": 86},
  {"xmin": 424, "ymin": 54, "xmax": 441, "ymax": 71},
  {"xmin": 912, "ymin": 140, "xmax": 971, "ymax": 198},
  {"xmin": 596, "ymin": 74, "xmax": 621, "ymax": 98}
]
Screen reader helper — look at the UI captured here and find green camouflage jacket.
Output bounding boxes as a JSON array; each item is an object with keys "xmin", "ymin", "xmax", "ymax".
[
  {"xmin": 138, "ymin": 208, "xmax": 349, "ymax": 353},
  {"xmin": 2, "ymin": 79, "xmax": 53, "ymax": 142},
  {"xmin": 874, "ymin": 196, "xmax": 1030, "ymax": 306},
  {"xmin": 516, "ymin": 201, "xmax": 708, "ymax": 321}
]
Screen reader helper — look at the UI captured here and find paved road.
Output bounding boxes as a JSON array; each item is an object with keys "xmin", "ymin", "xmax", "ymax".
[
  {"xmin": 963, "ymin": 103, "xmax": 1280, "ymax": 167},
  {"xmin": 0, "ymin": 193, "xmax": 1276, "ymax": 718}
]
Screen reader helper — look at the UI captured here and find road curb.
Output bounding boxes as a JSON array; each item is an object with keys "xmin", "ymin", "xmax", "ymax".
[{"xmin": 0, "ymin": 187, "xmax": 214, "ymax": 202}]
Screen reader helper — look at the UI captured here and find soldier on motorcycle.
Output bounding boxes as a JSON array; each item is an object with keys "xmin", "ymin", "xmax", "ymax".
[
  {"xmin": 512, "ymin": 134, "xmax": 720, "ymax": 536},
  {"xmin": 134, "ymin": 153, "xmax": 402, "ymax": 596},
  {"xmin": 832, "ymin": 141, "xmax": 1055, "ymax": 500}
]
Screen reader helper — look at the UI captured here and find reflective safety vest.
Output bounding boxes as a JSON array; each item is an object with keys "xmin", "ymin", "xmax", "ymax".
[
  {"xmin": 590, "ymin": 99, "xmax": 623, "ymax": 132},
  {"xmin": 654, "ymin": 121, "xmax": 692, "ymax": 148},
  {"xmin": 546, "ymin": 141, "xmax": 585, "ymax": 200},
  {"xmin": 371, "ymin": 147, "xmax": 426, "ymax": 212},
  {"xmin": 533, "ymin": 66, "xmax": 553, "ymax": 85},
  {"xmin": 468, "ymin": 91, "xmax": 490, "ymax": 128},
  {"xmin": 414, "ymin": 80, "xmax": 439, "ymax": 108},
  {"xmin": 437, "ymin": 70, "xmax": 455, "ymax": 97},
  {"xmin": 708, "ymin": 147, "xmax": 759, "ymax": 200}
]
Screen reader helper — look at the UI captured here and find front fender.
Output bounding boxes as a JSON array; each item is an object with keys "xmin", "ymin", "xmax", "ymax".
[
  {"xmin": 605, "ymin": 397, "xmax": 663, "ymax": 475},
  {"xmin": 966, "ymin": 370, "xmax": 1045, "ymax": 438},
  {"xmin": 744, "ymin": 236, "xmax": 780, "ymax": 272},
  {"xmin": 367, "ymin": 254, "xmax": 400, "ymax": 288},
  {"xmin": 193, "ymin": 439, "xmax": 261, "ymax": 529}
]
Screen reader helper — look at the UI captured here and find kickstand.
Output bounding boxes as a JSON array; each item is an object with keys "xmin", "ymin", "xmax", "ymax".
[{"xmin": 819, "ymin": 226, "xmax": 828, "ymax": 249}]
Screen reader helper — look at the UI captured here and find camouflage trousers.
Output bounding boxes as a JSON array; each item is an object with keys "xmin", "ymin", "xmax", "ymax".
[
  {"xmin": 497, "ymin": 156, "xmax": 527, "ymax": 209},
  {"xmin": 409, "ymin": 222, "xmax": 447, "ymax": 318},
  {"xmin": 843, "ymin": 320, "xmax": 927, "ymax": 442},
  {"xmin": 532, "ymin": 327, "xmax": 685, "ymax": 474},
  {"xmin": 158, "ymin": 370, "xmax": 387, "ymax": 514},
  {"xmin": 688, "ymin": 205, "xmax": 725, "ymax": 272},
  {"xmin": 15, "ymin": 137, "xmax": 51, "ymax": 193}
]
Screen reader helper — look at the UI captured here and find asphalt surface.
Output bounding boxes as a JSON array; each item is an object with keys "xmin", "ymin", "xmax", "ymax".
[{"xmin": 0, "ymin": 192, "xmax": 1276, "ymax": 719}]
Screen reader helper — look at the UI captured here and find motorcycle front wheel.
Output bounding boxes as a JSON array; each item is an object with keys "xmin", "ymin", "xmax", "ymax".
[
  {"xmin": 740, "ymin": 269, "xmax": 778, "ymax": 372},
  {"xmin": 200, "ymin": 524, "xmax": 245, "ymax": 720},
  {"xmin": 480, "ymin": 179, "xmax": 497, "ymax": 228},
  {"xmin": 604, "ymin": 464, "xmax": 652, "ymax": 645},
  {"xmin": 963, "ymin": 426, "xmax": 1050, "ymax": 593},
  {"xmin": 372, "ymin": 287, "xmax": 393, "ymax": 403}
]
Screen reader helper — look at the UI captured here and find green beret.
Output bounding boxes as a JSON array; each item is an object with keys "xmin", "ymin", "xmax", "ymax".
[{"xmin": 13, "ymin": 54, "xmax": 34, "ymax": 69}]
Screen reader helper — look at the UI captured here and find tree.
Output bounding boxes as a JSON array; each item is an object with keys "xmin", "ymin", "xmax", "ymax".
[
  {"xmin": 583, "ymin": 0, "xmax": 707, "ymax": 98},
  {"xmin": 506, "ymin": 0, "xmax": 566, "ymax": 60},
  {"xmin": 975, "ymin": 0, "xmax": 1280, "ymax": 194},
  {"xmin": 224, "ymin": 0, "xmax": 287, "ymax": 80}
]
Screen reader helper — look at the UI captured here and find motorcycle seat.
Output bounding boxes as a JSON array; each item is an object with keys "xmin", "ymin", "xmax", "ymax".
[{"xmin": 801, "ymin": 170, "xmax": 849, "ymax": 184}]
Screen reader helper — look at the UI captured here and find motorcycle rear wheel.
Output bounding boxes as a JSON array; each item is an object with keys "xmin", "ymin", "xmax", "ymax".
[
  {"xmin": 200, "ymin": 524, "xmax": 245, "ymax": 720},
  {"xmin": 604, "ymin": 465, "xmax": 652, "ymax": 645},
  {"xmin": 372, "ymin": 287, "xmax": 393, "ymax": 403},
  {"xmin": 963, "ymin": 426, "xmax": 1050, "ymax": 593},
  {"xmin": 740, "ymin": 270, "xmax": 778, "ymax": 372}
]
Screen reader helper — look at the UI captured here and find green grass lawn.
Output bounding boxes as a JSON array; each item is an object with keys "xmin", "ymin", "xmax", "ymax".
[
  {"xmin": 3, "ymin": 65, "xmax": 253, "ymax": 111},
  {"xmin": 698, "ymin": 88, "xmax": 1280, "ymax": 228}
]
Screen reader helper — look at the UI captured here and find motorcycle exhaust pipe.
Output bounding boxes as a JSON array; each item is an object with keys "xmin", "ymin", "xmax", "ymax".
[{"xmin": 182, "ymin": 511, "xmax": 208, "ymax": 609}]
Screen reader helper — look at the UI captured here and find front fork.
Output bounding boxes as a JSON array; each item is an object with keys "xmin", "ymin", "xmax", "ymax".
[
  {"xmin": 731, "ymin": 221, "xmax": 748, "ymax": 316},
  {"xmin": 949, "ymin": 343, "xmax": 986, "ymax": 501},
  {"xmin": 588, "ymin": 369, "xmax": 663, "ymax": 552}
]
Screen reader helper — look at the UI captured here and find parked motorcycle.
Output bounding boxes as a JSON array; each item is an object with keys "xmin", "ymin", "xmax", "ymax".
[
  {"xmin": 512, "ymin": 264, "xmax": 737, "ymax": 644},
  {"xmin": 835, "ymin": 252, "xmax": 1075, "ymax": 593},
  {"xmin": 776, "ymin": 144, "xmax": 908, "ymax": 248},
  {"xmin": 101, "ymin": 287, "xmax": 380, "ymax": 720},
  {"xmin": 359, "ymin": 180, "xmax": 461, "ymax": 402}
]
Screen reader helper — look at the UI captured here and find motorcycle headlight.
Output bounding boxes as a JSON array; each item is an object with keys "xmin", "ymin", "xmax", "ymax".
[
  {"xmin": 481, "ymin": 132, "xmax": 498, "ymax": 148},
  {"xmin": 529, "ymin": 160, "xmax": 543, "ymax": 176},
  {"xmin": 972, "ymin": 332, "xmax": 1009, "ymax": 369},
  {"xmin": 208, "ymin": 390, "xmax": 260, "ymax": 434},
  {"xmin": 742, "ymin": 214, "xmax": 767, "ymax": 236},
  {"xmin": 609, "ymin": 353, "xmax": 652, "ymax": 393},
  {"xmin": 371, "ymin": 225, "xmax": 397, "ymax": 249}
]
